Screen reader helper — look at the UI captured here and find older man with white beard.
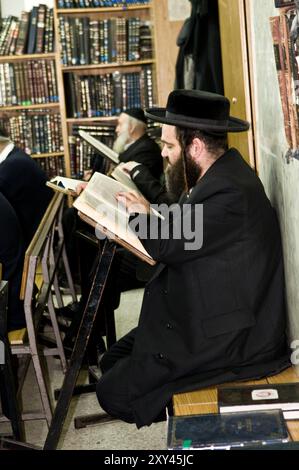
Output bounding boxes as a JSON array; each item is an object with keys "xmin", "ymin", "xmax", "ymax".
[{"xmin": 113, "ymin": 108, "xmax": 163, "ymax": 180}]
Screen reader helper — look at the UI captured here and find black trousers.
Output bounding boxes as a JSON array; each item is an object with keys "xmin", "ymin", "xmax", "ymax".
[
  {"xmin": 0, "ymin": 194, "xmax": 25, "ymax": 331},
  {"xmin": 96, "ymin": 328, "xmax": 137, "ymax": 423},
  {"xmin": 96, "ymin": 328, "xmax": 168, "ymax": 425}
]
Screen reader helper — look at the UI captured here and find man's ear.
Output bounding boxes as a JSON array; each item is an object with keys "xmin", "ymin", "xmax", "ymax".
[{"xmin": 189, "ymin": 138, "xmax": 204, "ymax": 162}]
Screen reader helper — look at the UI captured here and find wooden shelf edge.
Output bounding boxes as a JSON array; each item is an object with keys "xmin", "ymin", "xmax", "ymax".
[
  {"xmin": 0, "ymin": 103, "xmax": 60, "ymax": 111},
  {"xmin": 0, "ymin": 53, "xmax": 57, "ymax": 62},
  {"xmin": 32, "ymin": 152, "xmax": 64, "ymax": 159},
  {"xmin": 56, "ymin": 5, "xmax": 151, "ymax": 14},
  {"xmin": 61, "ymin": 59, "xmax": 155, "ymax": 71},
  {"xmin": 66, "ymin": 116, "xmax": 118, "ymax": 123}
]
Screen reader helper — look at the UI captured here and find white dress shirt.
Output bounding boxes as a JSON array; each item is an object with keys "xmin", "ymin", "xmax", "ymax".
[{"xmin": 0, "ymin": 142, "xmax": 14, "ymax": 165}]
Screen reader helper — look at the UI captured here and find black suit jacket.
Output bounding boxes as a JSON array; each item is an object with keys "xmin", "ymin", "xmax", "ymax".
[
  {"xmin": 175, "ymin": 0, "xmax": 223, "ymax": 93},
  {"xmin": 126, "ymin": 148, "xmax": 289, "ymax": 427},
  {"xmin": 119, "ymin": 134, "xmax": 163, "ymax": 180},
  {"xmin": 0, "ymin": 147, "xmax": 52, "ymax": 247},
  {"xmin": 0, "ymin": 193, "xmax": 25, "ymax": 330}
]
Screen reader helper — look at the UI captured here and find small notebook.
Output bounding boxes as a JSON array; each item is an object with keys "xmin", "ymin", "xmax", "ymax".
[{"xmin": 167, "ymin": 410, "xmax": 289, "ymax": 450}]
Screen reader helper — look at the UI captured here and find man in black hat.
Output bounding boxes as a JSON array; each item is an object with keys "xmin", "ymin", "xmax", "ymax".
[
  {"xmin": 96, "ymin": 89, "xmax": 290, "ymax": 428},
  {"xmin": 59, "ymin": 108, "xmax": 169, "ymax": 358},
  {"xmin": 113, "ymin": 108, "xmax": 163, "ymax": 181}
]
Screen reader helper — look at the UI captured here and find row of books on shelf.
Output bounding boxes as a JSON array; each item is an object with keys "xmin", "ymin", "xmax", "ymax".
[
  {"xmin": 38, "ymin": 155, "xmax": 65, "ymax": 179},
  {"xmin": 69, "ymin": 124, "xmax": 115, "ymax": 177},
  {"xmin": 58, "ymin": 16, "xmax": 152, "ymax": 66},
  {"xmin": 68, "ymin": 122, "xmax": 159, "ymax": 177},
  {"xmin": 0, "ymin": 112, "xmax": 63, "ymax": 155},
  {"xmin": 0, "ymin": 5, "xmax": 54, "ymax": 56},
  {"xmin": 57, "ymin": 0, "xmax": 150, "ymax": 8},
  {"xmin": 0, "ymin": 60, "xmax": 58, "ymax": 107},
  {"xmin": 168, "ymin": 382, "xmax": 299, "ymax": 450},
  {"xmin": 64, "ymin": 65, "xmax": 154, "ymax": 117}
]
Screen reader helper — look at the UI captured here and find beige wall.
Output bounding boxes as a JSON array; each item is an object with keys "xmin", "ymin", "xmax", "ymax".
[
  {"xmin": 152, "ymin": 0, "xmax": 188, "ymax": 106},
  {"xmin": 246, "ymin": 0, "xmax": 299, "ymax": 358}
]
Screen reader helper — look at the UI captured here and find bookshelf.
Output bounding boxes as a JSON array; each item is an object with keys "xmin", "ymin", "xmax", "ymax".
[
  {"xmin": 0, "ymin": 1, "xmax": 183, "ymax": 179},
  {"xmin": 0, "ymin": 5, "xmax": 65, "ymax": 177},
  {"xmin": 53, "ymin": 0, "xmax": 158, "ymax": 178}
]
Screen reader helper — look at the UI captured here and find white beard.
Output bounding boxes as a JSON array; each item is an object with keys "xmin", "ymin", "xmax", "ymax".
[{"xmin": 113, "ymin": 130, "xmax": 130, "ymax": 154}]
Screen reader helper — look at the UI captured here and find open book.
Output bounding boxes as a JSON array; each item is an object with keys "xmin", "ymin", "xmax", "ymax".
[
  {"xmin": 73, "ymin": 172, "xmax": 157, "ymax": 265},
  {"xmin": 110, "ymin": 162, "xmax": 140, "ymax": 193},
  {"xmin": 79, "ymin": 130, "xmax": 119, "ymax": 165},
  {"xmin": 46, "ymin": 176, "xmax": 84, "ymax": 195}
]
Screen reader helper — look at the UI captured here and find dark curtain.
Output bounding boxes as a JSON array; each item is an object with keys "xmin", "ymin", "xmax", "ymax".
[{"xmin": 175, "ymin": 0, "xmax": 224, "ymax": 94}]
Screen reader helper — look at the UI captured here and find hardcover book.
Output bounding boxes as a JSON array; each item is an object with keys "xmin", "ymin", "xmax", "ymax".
[
  {"xmin": 73, "ymin": 171, "xmax": 158, "ymax": 265},
  {"xmin": 218, "ymin": 382, "xmax": 299, "ymax": 419},
  {"xmin": 274, "ymin": 1, "xmax": 294, "ymax": 8},
  {"xmin": 167, "ymin": 410, "xmax": 289, "ymax": 450},
  {"xmin": 79, "ymin": 130, "xmax": 119, "ymax": 164},
  {"xmin": 47, "ymin": 176, "xmax": 84, "ymax": 195},
  {"xmin": 110, "ymin": 162, "xmax": 140, "ymax": 192}
]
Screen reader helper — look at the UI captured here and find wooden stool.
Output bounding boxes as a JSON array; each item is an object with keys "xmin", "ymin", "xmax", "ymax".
[{"xmin": 173, "ymin": 366, "xmax": 299, "ymax": 441}]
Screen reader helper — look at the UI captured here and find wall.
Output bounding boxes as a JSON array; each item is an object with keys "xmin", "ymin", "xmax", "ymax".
[
  {"xmin": 152, "ymin": 0, "xmax": 189, "ymax": 105},
  {"xmin": 1, "ymin": 0, "xmax": 53, "ymax": 16},
  {"xmin": 246, "ymin": 0, "xmax": 299, "ymax": 349}
]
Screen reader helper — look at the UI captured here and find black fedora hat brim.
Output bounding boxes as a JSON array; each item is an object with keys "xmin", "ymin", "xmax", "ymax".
[{"xmin": 145, "ymin": 108, "xmax": 250, "ymax": 133}]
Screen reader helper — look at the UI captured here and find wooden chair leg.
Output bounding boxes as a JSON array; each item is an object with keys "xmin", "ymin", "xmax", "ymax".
[
  {"xmin": 46, "ymin": 292, "xmax": 67, "ymax": 373},
  {"xmin": 0, "ymin": 347, "xmax": 24, "ymax": 441},
  {"xmin": 23, "ymin": 259, "xmax": 53, "ymax": 427},
  {"xmin": 44, "ymin": 241, "xmax": 116, "ymax": 450}
]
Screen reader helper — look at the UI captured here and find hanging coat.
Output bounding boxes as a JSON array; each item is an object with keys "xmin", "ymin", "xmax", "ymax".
[{"xmin": 175, "ymin": 0, "xmax": 224, "ymax": 94}]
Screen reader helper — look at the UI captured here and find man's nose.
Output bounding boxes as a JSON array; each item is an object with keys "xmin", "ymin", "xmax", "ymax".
[{"xmin": 161, "ymin": 146, "xmax": 168, "ymax": 158}]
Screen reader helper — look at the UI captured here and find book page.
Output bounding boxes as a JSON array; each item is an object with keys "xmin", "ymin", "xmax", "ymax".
[
  {"xmin": 79, "ymin": 130, "xmax": 119, "ymax": 164},
  {"xmin": 49, "ymin": 176, "xmax": 84, "ymax": 192},
  {"xmin": 83, "ymin": 172, "xmax": 164, "ymax": 220},
  {"xmin": 83, "ymin": 172, "xmax": 135, "ymax": 216},
  {"xmin": 73, "ymin": 196, "xmax": 153, "ymax": 262},
  {"xmin": 111, "ymin": 163, "xmax": 141, "ymax": 193}
]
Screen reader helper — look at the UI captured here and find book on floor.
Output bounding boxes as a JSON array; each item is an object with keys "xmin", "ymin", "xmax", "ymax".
[
  {"xmin": 79, "ymin": 129, "xmax": 119, "ymax": 165},
  {"xmin": 46, "ymin": 176, "xmax": 84, "ymax": 195},
  {"xmin": 218, "ymin": 382, "xmax": 299, "ymax": 419},
  {"xmin": 73, "ymin": 171, "xmax": 158, "ymax": 266},
  {"xmin": 167, "ymin": 410, "xmax": 289, "ymax": 450}
]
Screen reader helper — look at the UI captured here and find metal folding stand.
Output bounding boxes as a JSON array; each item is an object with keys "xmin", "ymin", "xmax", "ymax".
[
  {"xmin": 0, "ymin": 280, "xmax": 24, "ymax": 442},
  {"xmin": 43, "ymin": 239, "xmax": 116, "ymax": 450}
]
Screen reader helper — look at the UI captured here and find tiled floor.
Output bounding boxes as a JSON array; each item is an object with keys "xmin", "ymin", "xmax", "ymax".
[{"xmin": 0, "ymin": 289, "xmax": 166, "ymax": 450}]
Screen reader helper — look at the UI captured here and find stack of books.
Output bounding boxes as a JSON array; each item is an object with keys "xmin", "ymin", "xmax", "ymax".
[
  {"xmin": 217, "ymin": 382, "xmax": 299, "ymax": 420},
  {"xmin": 167, "ymin": 410, "xmax": 289, "ymax": 450}
]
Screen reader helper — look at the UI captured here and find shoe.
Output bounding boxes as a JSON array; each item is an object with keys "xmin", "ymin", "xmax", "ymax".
[
  {"xmin": 55, "ymin": 301, "xmax": 82, "ymax": 320},
  {"xmin": 58, "ymin": 274, "xmax": 81, "ymax": 294},
  {"xmin": 86, "ymin": 337, "xmax": 107, "ymax": 367}
]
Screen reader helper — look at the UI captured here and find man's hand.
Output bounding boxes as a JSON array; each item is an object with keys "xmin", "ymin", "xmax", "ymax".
[
  {"xmin": 83, "ymin": 169, "xmax": 92, "ymax": 181},
  {"xmin": 116, "ymin": 191, "xmax": 150, "ymax": 214},
  {"xmin": 119, "ymin": 161, "xmax": 140, "ymax": 174},
  {"xmin": 76, "ymin": 182, "xmax": 88, "ymax": 195}
]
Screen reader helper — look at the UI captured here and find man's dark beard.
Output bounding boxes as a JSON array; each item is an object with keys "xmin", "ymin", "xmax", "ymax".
[
  {"xmin": 184, "ymin": 149, "xmax": 201, "ymax": 190},
  {"xmin": 165, "ymin": 157, "xmax": 186, "ymax": 203}
]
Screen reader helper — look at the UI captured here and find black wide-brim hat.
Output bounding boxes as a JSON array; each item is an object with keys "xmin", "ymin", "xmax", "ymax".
[{"xmin": 145, "ymin": 89, "xmax": 250, "ymax": 134}]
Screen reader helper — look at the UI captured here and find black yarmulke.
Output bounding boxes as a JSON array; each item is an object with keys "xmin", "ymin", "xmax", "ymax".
[{"xmin": 123, "ymin": 108, "xmax": 147, "ymax": 124}]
